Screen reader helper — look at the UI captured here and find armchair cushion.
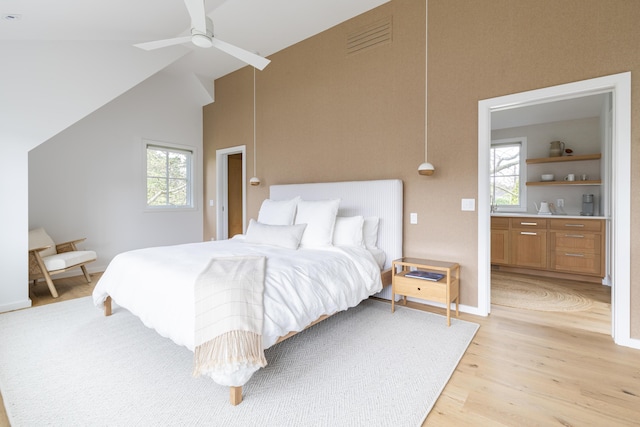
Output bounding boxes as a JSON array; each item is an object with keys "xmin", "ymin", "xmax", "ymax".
[
  {"xmin": 29, "ymin": 228, "xmax": 57, "ymax": 257},
  {"xmin": 42, "ymin": 250, "xmax": 97, "ymax": 272}
]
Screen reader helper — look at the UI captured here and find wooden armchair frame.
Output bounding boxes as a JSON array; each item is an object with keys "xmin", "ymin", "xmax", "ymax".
[{"xmin": 29, "ymin": 237, "xmax": 96, "ymax": 298}]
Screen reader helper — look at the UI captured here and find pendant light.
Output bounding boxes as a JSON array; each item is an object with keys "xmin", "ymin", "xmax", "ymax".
[
  {"xmin": 250, "ymin": 66, "xmax": 261, "ymax": 186},
  {"xmin": 418, "ymin": 0, "xmax": 435, "ymax": 176}
]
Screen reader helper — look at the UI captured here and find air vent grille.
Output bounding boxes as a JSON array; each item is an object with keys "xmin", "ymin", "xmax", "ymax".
[{"xmin": 347, "ymin": 17, "xmax": 392, "ymax": 55}]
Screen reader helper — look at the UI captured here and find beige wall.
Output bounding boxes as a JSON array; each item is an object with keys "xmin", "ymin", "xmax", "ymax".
[{"xmin": 204, "ymin": 0, "xmax": 639, "ymax": 337}]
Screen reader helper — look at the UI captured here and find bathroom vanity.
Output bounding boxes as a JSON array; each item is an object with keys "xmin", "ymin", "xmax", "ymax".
[{"xmin": 491, "ymin": 214, "xmax": 606, "ymax": 282}]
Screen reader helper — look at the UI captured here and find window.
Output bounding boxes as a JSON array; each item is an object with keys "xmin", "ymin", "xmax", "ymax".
[
  {"xmin": 145, "ymin": 142, "xmax": 194, "ymax": 209},
  {"xmin": 490, "ymin": 137, "xmax": 526, "ymax": 211}
]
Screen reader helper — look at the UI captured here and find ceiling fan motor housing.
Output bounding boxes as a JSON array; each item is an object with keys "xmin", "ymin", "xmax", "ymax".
[{"xmin": 191, "ymin": 16, "xmax": 214, "ymax": 48}]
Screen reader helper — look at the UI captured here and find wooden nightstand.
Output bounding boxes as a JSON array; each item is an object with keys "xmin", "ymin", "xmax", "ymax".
[{"xmin": 391, "ymin": 257, "xmax": 460, "ymax": 326}]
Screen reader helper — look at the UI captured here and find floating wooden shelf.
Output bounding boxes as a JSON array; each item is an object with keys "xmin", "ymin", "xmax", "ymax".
[
  {"xmin": 526, "ymin": 180, "xmax": 601, "ymax": 186},
  {"xmin": 526, "ymin": 153, "xmax": 601, "ymax": 164}
]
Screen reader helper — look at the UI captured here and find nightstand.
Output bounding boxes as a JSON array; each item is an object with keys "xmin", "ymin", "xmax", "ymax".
[{"xmin": 391, "ymin": 257, "xmax": 460, "ymax": 326}]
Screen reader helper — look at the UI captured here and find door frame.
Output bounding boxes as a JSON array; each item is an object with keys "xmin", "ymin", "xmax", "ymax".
[
  {"xmin": 477, "ymin": 72, "xmax": 635, "ymax": 348},
  {"xmin": 215, "ymin": 145, "xmax": 247, "ymax": 240}
]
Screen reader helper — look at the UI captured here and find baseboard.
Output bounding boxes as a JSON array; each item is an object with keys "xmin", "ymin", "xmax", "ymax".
[
  {"xmin": 404, "ymin": 296, "xmax": 485, "ymax": 317},
  {"xmin": 0, "ymin": 298, "xmax": 32, "ymax": 313}
]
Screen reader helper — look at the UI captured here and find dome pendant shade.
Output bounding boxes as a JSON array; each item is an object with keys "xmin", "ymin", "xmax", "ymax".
[
  {"xmin": 249, "ymin": 176, "xmax": 261, "ymax": 186},
  {"xmin": 418, "ymin": 162, "xmax": 435, "ymax": 176}
]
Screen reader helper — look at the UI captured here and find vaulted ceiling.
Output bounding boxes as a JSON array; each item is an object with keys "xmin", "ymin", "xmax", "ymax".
[{"xmin": 1, "ymin": 0, "xmax": 390, "ymax": 81}]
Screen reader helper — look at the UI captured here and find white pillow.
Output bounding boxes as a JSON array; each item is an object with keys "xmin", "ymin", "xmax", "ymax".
[
  {"xmin": 257, "ymin": 197, "xmax": 300, "ymax": 225},
  {"xmin": 245, "ymin": 219, "xmax": 306, "ymax": 249},
  {"xmin": 363, "ymin": 216, "xmax": 380, "ymax": 249},
  {"xmin": 333, "ymin": 216, "xmax": 365, "ymax": 247},
  {"xmin": 295, "ymin": 199, "xmax": 341, "ymax": 248}
]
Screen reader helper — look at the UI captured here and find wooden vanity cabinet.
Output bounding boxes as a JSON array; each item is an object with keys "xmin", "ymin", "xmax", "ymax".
[
  {"xmin": 549, "ymin": 219, "xmax": 605, "ymax": 276},
  {"xmin": 490, "ymin": 217, "xmax": 510, "ymax": 265},
  {"xmin": 491, "ymin": 216, "xmax": 606, "ymax": 279},
  {"xmin": 510, "ymin": 218, "xmax": 548, "ymax": 269}
]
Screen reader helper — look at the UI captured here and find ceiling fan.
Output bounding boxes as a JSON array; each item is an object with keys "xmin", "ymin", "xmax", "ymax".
[{"xmin": 134, "ymin": 0, "xmax": 270, "ymax": 70}]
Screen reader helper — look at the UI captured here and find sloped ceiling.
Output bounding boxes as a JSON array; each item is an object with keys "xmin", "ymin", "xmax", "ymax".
[{"xmin": 0, "ymin": 0, "xmax": 390, "ymax": 149}]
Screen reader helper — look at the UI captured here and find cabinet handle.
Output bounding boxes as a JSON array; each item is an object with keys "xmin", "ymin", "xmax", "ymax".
[
  {"xmin": 564, "ymin": 234, "xmax": 585, "ymax": 238},
  {"xmin": 564, "ymin": 224, "xmax": 585, "ymax": 227},
  {"xmin": 564, "ymin": 253, "xmax": 585, "ymax": 257},
  {"xmin": 520, "ymin": 222, "xmax": 538, "ymax": 226},
  {"xmin": 520, "ymin": 231, "xmax": 537, "ymax": 235}
]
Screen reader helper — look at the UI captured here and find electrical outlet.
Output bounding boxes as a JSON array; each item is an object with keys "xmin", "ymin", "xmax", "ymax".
[
  {"xmin": 556, "ymin": 198, "xmax": 564, "ymax": 208},
  {"xmin": 410, "ymin": 213, "xmax": 418, "ymax": 224}
]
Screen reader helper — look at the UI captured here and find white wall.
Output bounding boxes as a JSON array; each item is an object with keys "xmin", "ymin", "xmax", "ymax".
[
  {"xmin": 0, "ymin": 144, "xmax": 30, "ymax": 312},
  {"xmin": 29, "ymin": 71, "xmax": 206, "ymax": 274},
  {"xmin": 492, "ymin": 117, "xmax": 602, "ymax": 216}
]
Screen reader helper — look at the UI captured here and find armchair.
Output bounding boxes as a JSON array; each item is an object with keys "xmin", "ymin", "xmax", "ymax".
[{"xmin": 28, "ymin": 228, "xmax": 97, "ymax": 298}]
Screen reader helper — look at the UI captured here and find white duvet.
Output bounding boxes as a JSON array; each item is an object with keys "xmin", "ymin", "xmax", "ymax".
[{"xmin": 92, "ymin": 236, "xmax": 382, "ymax": 384}]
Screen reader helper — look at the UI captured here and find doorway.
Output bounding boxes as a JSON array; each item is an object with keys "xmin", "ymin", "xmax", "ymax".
[
  {"xmin": 215, "ymin": 145, "xmax": 247, "ymax": 240},
  {"xmin": 477, "ymin": 72, "xmax": 632, "ymax": 347}
]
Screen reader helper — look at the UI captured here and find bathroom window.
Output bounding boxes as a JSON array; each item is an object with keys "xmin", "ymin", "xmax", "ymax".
[{"xmin": 490, "ymin": 137, "xmax": 527, "ymax": 212}]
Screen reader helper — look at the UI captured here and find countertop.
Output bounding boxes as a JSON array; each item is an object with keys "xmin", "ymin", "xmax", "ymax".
[{"xmin": 491, "ymin": 213, "xmax": 608, "ymax": 220}]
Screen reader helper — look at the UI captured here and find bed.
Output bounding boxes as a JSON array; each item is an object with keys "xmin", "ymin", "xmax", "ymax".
[{"xmin": 92, "ymin": 179, "xmax": 403, "ymax": 405}]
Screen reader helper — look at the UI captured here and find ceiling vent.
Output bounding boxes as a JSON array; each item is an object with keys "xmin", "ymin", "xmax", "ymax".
[{"xmin": 347, "ymin": 16, "xmax": 392, "ymax": 56}]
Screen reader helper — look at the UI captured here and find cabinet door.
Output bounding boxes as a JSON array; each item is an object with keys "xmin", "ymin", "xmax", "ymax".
[
  {"xmin": 491, "ymin": 230, "xmax": 509, "ymax": 265},
  {"xmin": 511, "ymin": 230, "xmax": 547, "ymax": 269}
]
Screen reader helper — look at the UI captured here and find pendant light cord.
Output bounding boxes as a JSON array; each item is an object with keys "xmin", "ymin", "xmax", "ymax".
[{"xmin": 253, "ymin": 67, "xmax": 257, "ymax": 177}]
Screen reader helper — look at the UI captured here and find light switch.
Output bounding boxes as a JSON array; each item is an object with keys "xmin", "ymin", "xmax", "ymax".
[
  {"xmin": 461, "ymin": 198, "xmax": 476, "ymax": 211},
  {"xmin": 209, "ymin": 200, "xmax": 214, "ymax": 207},
  {"xmin": 410, "ymin": 213, "xmax": 418, "ymax": 224}
]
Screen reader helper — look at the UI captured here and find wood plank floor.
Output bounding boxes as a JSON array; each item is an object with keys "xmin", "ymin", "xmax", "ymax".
[{"xmin": 1, "ymin": 272, "xmax": 639, "ymax": 426}]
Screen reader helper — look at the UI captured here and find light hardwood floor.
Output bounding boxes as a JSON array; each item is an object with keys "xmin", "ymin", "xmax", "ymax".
[{"xmin": 2, "ymin": 272, "xmax": 638, "ymax": 426}]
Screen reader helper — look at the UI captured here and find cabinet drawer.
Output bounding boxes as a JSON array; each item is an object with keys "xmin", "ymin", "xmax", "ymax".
[
  {"xmin": 551, "ymin": 232, "xmax": 601, "ymax": 254},
  {"xmin": 549, "ymin": 218, "xmax": 602, "ymax": 232},
  {"xmin": 393, "ymin": 275, "xmax": 449, "ymax": 302},
  {"xmin": 491, "ymin": 217, "xmax": 510, "ymax": 230},
  {"xmin": 510, "ymin": 218, "xmax": 548, "ymax": 230},
  {"xmin": 550, "ymin": 252, "xmax": 601, "ymax": 276}
]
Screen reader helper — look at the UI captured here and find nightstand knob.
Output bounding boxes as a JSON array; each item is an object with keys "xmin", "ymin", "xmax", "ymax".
[{"xmin": 417, "ymin": 287, "xmax": 421, "ymax": 291}]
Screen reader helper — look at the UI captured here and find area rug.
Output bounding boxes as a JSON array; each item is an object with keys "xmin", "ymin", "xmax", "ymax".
[
  {"xmin": 0, "ymin": 297, "xmax": 478, "ymax": 426},
  {"xmin": 492, "ymin": 272, "xmax": 593, "ymax": 312}
]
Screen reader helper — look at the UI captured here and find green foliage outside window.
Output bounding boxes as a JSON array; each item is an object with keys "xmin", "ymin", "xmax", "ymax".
[{"xmin": 146, "ymin": 145, "xmax": 192, "ymax": 207}]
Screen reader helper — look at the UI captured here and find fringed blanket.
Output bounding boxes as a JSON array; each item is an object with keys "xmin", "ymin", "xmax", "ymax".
[{"xmin": 193, "ymin": 256, "xmax": 267, "ymax": 386}]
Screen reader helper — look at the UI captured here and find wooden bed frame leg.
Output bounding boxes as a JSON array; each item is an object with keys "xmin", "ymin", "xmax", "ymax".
[
  {"xmin": 104, "ymin": 296, "xmax": 112, "ymax": 317},
  {"xmin": 230, "ymin": 386, "xmax": 242, "ymax": 405}
]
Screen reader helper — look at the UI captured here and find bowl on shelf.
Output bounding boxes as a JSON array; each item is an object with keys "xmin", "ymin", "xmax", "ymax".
[{"xmin": 541, "ymin": 174, "xmax": 555, "ymax": 181}]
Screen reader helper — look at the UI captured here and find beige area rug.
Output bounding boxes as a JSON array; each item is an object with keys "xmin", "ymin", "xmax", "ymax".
[
  {"xmin": 492, "ymin": 272, "xmax": 594, "ymax": 312},
  {"xmin": 0, "ymin": 297, "xmax": 478, "ymax": 426}
]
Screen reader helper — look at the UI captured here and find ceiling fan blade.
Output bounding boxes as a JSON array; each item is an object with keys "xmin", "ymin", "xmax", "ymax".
[
  {"xmin": 210, "ymin": 38, "xmax": 271, "ymax": 70},
  {"xmin": 134, "ymin": 36, "xmax": 193, "ymax": 51},
  {"xmin": 184, "ymin": 0, "xmax": 207, "ymax": 34}
]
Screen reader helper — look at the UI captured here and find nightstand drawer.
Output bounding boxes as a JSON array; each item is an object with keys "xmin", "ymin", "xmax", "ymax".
[
  {"xmin": 393, "ymin": 275, "xmax": 451, "ymax": 301},
  {"xmin": 391, "ymin": 258, "xmax": 460, "ymax": 326}
]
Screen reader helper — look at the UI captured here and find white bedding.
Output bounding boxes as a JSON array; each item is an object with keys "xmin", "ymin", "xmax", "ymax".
[{"xmin": 92, "ymin": 236, "xmax": 383, "ymax": 384}]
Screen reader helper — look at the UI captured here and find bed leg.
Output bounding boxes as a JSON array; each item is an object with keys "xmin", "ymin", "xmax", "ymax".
[
  {"xmin": 230, "ymin": 386, "xmax": 242, "ymax": 405},
  {"xmin": 104, "ymin": 296, "xmax": 112, "ymax": 316}
]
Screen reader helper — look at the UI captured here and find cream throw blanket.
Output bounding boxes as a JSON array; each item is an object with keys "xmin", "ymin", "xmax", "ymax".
[{"xmin": 193, "ymin": 256, "xmax": 267, "ymax": 386}]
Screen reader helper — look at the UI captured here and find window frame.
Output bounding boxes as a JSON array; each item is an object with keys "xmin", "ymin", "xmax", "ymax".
[
  {"xmin": 490, "ymin": 137, "xmax": 527, "ymax": 213},
  {"xmin": 143, "ymin": 140, "xmax": 196, "ymax": 212}
]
